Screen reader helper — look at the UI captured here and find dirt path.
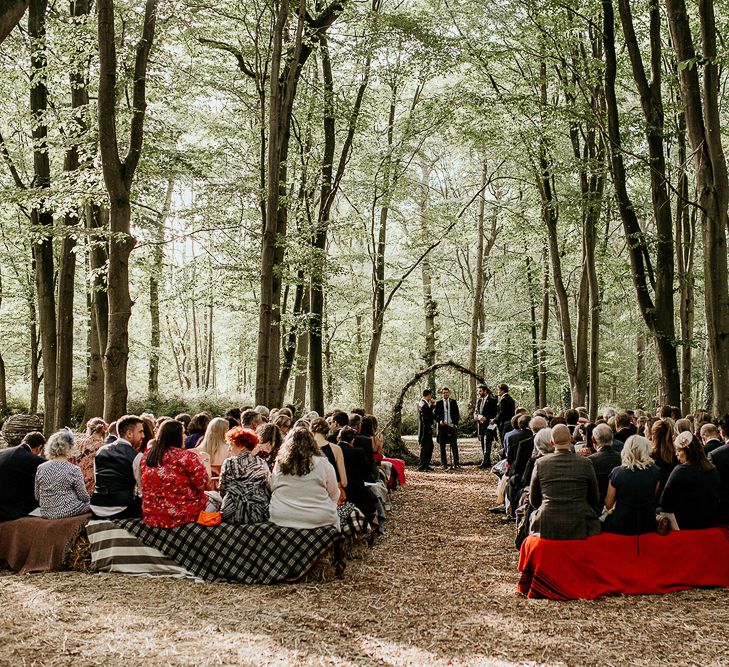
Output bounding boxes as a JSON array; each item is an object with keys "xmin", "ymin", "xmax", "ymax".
[{"xmin": 2, "ymin": 468, "xmax": 729, "ymax": 666}]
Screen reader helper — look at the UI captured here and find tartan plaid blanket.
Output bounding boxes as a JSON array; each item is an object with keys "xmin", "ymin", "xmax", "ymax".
[
  {"xmin": 338, "ymin": 502, "xmax": 368, "ymax": 538},
  {"xmin": 115, "ymin": 518, "xmax": 342, "ymax": 584}
]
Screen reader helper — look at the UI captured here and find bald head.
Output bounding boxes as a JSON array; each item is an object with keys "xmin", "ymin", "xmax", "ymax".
[{"xmin": 551, "ymin": 424, "xmax": 572, "ymax": 450}]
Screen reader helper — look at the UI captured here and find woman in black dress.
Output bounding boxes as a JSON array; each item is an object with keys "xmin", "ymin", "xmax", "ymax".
[
  {"xmin": 658, "ymin": 431, "xmax": 720, "ymax": 529},
  {"xmin": 603, "ymin": 435, "xmax": 661, "ymax": 535}
]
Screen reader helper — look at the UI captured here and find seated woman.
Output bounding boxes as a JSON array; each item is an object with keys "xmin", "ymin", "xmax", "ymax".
[
  {"xmin": 140, "ymin": 419, "xmax": 209, "ymax": 528},
  {"xmin": 219, "ymin": 427, "xmax": 271, "ymax": 524},
  {"xmin": 184, "ymin": 412, "xmax": 210, "ymax": 450},
  {"xmin": 658, "ymin": 431, "xmax": 721, "ymax": 529},
  {"xmin": 194, "ymin": 417, "xmax": 230, "ymax": 484},
  {"xmin": 74, "ymin": 418, "xmax": 107, "ymax": 495},
  {"xmin": 272, "ymin": 414, "xmax": 291, "ymax": 437},
  {"xmin": 35, "ymin": 430, "xmax": 91, "ymax": 519},
  {"xmin": 257, "ymin": 422, "xmax": 283, "ymax": 470},
  {"xmin": 603, "ymin": 435, "xmax": 661, "ymax": 535},
  {"xmin": 650, "ymin": 419, "xmax": 678, "ymax": 496},
  {"xmin": 310, "ymin": 418, "xmax": 347, "ymax": 496},
  {"xmin": 269, "ymin": 428, "xmax": 340, "ymax": 530}
]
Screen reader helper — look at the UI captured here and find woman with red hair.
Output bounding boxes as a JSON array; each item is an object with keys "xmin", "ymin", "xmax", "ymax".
[{"xmin": 219, "ymin": 426, "xmax": 271, "ymax": 524}]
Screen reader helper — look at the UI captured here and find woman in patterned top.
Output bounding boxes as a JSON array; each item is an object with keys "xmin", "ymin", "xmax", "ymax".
[
  {"xmin": 219, "ymin": 427, "xmax": 271, "ymax": 524},
  {"xmin": 35, "ymin": 430, "xmax": 91, "ymax": 519},
  {"xmin": 140, "ymin": 419, "xmax": 209, "ymax": 528}
]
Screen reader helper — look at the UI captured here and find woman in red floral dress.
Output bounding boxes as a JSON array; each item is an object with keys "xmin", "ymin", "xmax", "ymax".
[{"xmin": 140, "ymin": 419, "xmax": 209, "ymax": 528}]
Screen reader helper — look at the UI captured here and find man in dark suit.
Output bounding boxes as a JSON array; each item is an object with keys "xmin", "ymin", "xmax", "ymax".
[
  {"xmin": 434, "ymin": 386, "xmax": 460, "ymax": 469},
  {"xmin": 709, "ymin": 441, "xmax": 729, "ymax": 521},
  {"xmin": 348, "ymin": 413, "xmax": 377, "ymax": 482},
  {"xmin": 505, "ymin": 415, "xmax": 547, "ymax": 521},
  {"xmin": 493, "ymin": 383, "xmax": 516, "ymax": 445},
  {"xmin": 701, "ymin": 423, "xmax": 724, "ymax": 455},
  {"xmin": 613, "ymin": 412, "xmax": 636, "ymax": 443},
  {"xmin": 417, "ymin": 389, "xmax": 436, "ymax": 471},
  {"xmin": 337, "ymin": 427, "xmax": 376, "ymax": 521},
  {"xmin": 474, "ymin": 384, "xmax": 498, "ymax": 468},
  {"xmin": 0, "ymin": 431, "xmax": 45, "ymax": 521},
  {"xmin": 529, "ymin": 424, "xmax": 601, "ymax": 540},
  {"xmin": 588, "ymin": 423, "xmax": 621, "ymax": 508}
]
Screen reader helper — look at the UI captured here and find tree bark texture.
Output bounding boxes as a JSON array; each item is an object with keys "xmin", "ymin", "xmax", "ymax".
[{"xmin": 97, "ymin": 0, "xmax": 158, "ymax": 420}]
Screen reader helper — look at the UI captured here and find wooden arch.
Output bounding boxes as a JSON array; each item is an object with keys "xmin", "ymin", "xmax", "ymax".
[{"xmin": 384, "ymin": 360, "xmax": 488, "ymax": 460}]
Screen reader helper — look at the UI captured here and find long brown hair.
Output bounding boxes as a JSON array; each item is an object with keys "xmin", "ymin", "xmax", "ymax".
[
  {"xmin": 277, "ymin": 428, "xmax": 322, "ymax": 477},
  {"xmin": 146, "ymin": 419, "xmax": 184, "ymax": 467},
  {"xmin": 651, "ymin": 419, "xmax": 674, "ymax": 465}
]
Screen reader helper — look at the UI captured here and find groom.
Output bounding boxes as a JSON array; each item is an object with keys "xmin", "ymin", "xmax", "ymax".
[{"xmin": 434, "ymin": 386, "xmax": 460, "ymax": 469}]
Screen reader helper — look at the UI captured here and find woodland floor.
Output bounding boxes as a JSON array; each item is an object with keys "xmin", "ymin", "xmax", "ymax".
[{"xmin": 2, "ymin": 439, "xmax": 729, "ymax": 666}]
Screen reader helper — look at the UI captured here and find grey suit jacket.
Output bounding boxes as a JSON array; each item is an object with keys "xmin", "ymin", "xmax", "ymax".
[{"xmin": 529, "ymin": 450, "xmax": 601, "ymax": 540}]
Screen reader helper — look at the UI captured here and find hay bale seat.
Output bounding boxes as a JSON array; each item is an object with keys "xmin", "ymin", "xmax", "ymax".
[
  {"xmin": 517, "ymin": 526, "xmax": 729, "ymax": 600},
  {"xmin": 0, "ymin": 414, "xmax": 44, "ymax": 447}
]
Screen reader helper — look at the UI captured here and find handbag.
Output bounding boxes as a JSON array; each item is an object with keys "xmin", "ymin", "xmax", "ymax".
[
  {"xmin": 197, "ymin": 510, "xmax": 222, "ymax": 526},
  {"xmin": 337, "ymin": 483, "xmax": 347, "ymax": 506}
]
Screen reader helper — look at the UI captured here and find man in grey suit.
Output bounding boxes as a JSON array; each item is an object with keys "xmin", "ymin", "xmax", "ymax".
[{"xmin": 529, "ymin": 424, "xmax": 601, "ymax": 540}]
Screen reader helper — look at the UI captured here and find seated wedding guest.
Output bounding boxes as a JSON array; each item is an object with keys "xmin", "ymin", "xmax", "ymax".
[
  {"xmin": 310, "ymin": 418, "xmax": 347, "ymax": 490},
  {"xmin": 658, "ymin": 431, "xmax": 720, "ymax": 529},
  {"xmin": 140, "ymin": 414, "xmax": 156, "ymax": 451},
  {"xmin": 529, "ymin": 424, "xmax": 601, "ymax": 540},
  {"xmin": 521, "ymin": 427, "xmax": 553, "ymax": 490},
  {"xmin": 675, "ymin": 418, "xmax": 692, "ymax": 435},
  {"xmin": 194, "ymin": 417, "xmax": 229, "ymax": 481},
  {"xmin": 90, "ymin": 415, "xmax": 145, "ymax": 519},
  {"xmin": 362, "ymin": 415, "xmax": 384, "ymax": 462},
  {"xmin": 588, "ymin": 423, "xmax": 621, "ymax": 508},
  {"xmin": 273, "ymin": 413, "xmax": 291, "ymax": 436},
  {"xmin": 650, "ymin": 419, "xmax": 678, "ymax": 496},
  {"xmin": 257, "ymin": 422, "xmax": 283, "ymax": 469},
  {"xmin": 184, "ymin": 413, "xmax": 210, "ymax": 449},
  {"xmin": 603, "ymin": 436, "xmax": 660, "ymax": 535},
  {"xmin": 0, "ymin": 431, "xmax": 45, "ymax": 521},
  {"xmin": 327, "ymin": 411, "xmax": 350, "ymax": 443},
  {"xmin": 336, "ymin": 427, "xmax": 376, "ymax": 521},
  {"xmin": 75, "ymin": 418, "xmax": 107, "ymax": 495},
  {"xmin": 709, "ymin": 437, "xmax": 729, "ymax": 522},
  {"xmin": 140, "ymin": 419, "xmax": 208, "ymax": 528},
  {"xmin": 269, "ymin": 428, "xmax": 339, "ymax": 530},
  {"xmin": 255, "ymin": 405, "xmax": 270, "ymax": 423},
  {"xmin": 219, "ymin": 427, "xmax": 271, "ymax": 524},
  {"xmin": 175, "ymin": 413, "xmax": 192, "ymax": 432},
  {"xmin": 35, "ymin": 430, "xmax": 91, "ymax": 519},
  {"xmin": 701, "ymin": 423, "xmax": 724, "ymax": 455},
  {"xmin": 241, "ymin": 409, "xmax": 263, "ymax": 431},
  {"xmin": 613, "ymin": 412, "xmax": 636, "ymax": 444}
]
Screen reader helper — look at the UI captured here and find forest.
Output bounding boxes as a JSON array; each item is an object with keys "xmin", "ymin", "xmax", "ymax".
[{"xmin": 0, "ymin": 0, "xmax": 727, "ymax": 434}]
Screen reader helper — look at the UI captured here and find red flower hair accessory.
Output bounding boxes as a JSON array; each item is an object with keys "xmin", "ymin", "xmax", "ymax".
[{"xmin": 225, "ymin": 426, "xmax": 259, "ymax": 450}]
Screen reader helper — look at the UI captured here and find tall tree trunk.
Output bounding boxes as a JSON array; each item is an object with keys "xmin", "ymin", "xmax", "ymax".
[
  {"xmin": 526, "ymin": 256, "xmax": 540, "ymax": 407},
  {"xmin": 54, "ymin": 0, "xmax": 93, "ymax": 429},
  {"xmin": 637, "ymin": 330, "xmax": 646, "ymax": 408},
  {"xmin": 97, "ymin": 0, "xmax": 158, "ymax": 420},
  {"xmin": 538, "ymin": 245, "xmax": 549, "ymax": 408},
  {"xmin": 468, "ymin": 161, "xmax": 488, "ymax": 409},
  {"xmin": 0, "ymin": 268, "xmax": 6, "ymax": 415},
  {"xmin": 603, "ymin": 0, "xmax": 682, "ymax": 408},
  {"xmin": 665, "ymin": 0, "xmax": 729, "ymax": 415},
  {"xmin": 85, "ymin": 204, "xmax": 108, "ymax": 419},
  {"xmin": 293, "ymin": 290, "xmax": 310, "ymax": 411},
  {"xmin": 29, "ymin": 0, "xmax": 56, "ymax": 434},
  {"xmin": 0, "ymin": 0, "xmax": 27, "ymax": 44},
  {"xmin": 149, "ymin": 180, "xmax": 172, "ymax": 399}
]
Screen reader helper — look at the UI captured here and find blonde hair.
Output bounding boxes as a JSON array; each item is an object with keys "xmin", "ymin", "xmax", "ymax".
[
  {"xmin": 198, "ymin": 417, "xmax": 229, "ymax": 463},
  {"xmin": 45, "ymin": 429, "xmax": 76, "ymax": 459},
  {"xmin": 621, "ymin": 435, "xmax": 654, "ymax": 471}
]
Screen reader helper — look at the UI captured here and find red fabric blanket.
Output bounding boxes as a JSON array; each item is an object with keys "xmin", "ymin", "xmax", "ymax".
[
  {"xmin": 0, "ymin": 514, "xmax": 91, "ymax": 574},
  {"xmin": 383, "ymin": 457, "xmax": 406, "ymax": 486},
  {"xmin": 518, "ymin": 527, "xmax": 729, "ymax": 600}
]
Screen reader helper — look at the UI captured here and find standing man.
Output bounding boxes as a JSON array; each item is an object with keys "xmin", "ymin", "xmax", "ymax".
[
  {"xmin": 474, "ymin": 384, "xmax": 498, "ymax": 468},
  {"xmin": 434, "ymin": 386, "xmax": 460, "ymax": 469},
  {"xmin": 493, "ymin": 383, "xmax": 516, "ymax": 446},
  {"xmin": 417, "ymin": 389, "xmax": 436, "ymax": 471}
]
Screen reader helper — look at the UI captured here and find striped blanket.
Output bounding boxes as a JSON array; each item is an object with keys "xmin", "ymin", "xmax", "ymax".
[
  {"xmin": 87, "ymin": 518, "xmax": 343, "ymax": 584},
  {"xmin": 86, "ymin": 520, "xmax": 200, "ymax": 580}
]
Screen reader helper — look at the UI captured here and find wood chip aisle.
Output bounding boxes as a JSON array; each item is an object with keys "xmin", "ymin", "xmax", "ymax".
[{"xmin": 2, "ymin": 468, "xmax": 729, "ymax": 665}]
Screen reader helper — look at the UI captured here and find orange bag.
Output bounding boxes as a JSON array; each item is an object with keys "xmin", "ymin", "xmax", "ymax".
[
  {"xmin": 337, "ymin": 484, "xmax": 347, "ymax": 506},
  {"xmin": 197, "ymin": 510, "xmax": 222, "ymax": 526}
]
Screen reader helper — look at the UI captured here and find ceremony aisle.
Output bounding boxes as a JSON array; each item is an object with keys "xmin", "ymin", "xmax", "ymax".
[{"xmin": 2, "ymin": 468, "xmax": 729, "ymax": 665}]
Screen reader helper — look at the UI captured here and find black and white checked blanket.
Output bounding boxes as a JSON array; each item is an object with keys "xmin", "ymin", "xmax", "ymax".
[
  {"xmin": 338, "ymin": 502, "xmax": 368, "ymax": 537},
  {"xmin": 113, "ymin": 518, "xmax": 342, "ymax": 583}
]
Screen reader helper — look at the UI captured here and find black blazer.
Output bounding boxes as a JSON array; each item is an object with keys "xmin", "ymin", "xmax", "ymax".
[
  {"xmin": 474, "ymin": 395, "xmax": 497, "ymax": 435},
  {"xmin": 339, "ymin": 443, "xmax": 375, "ymax": 517},
  {"xmin": 588, "ymin": 446, "xmax": 621, "ymax": 508},
  {"xmin": 709, "ymin": 443, "xmax": 729, "ymax": 521},
  {"xmin": 434, "ymin": 398, "xmax": 460, "ymax": 426},
  {"xmin": 496, "ymin": 393, "xmax": 516, "ymax": 426},
  {"xmin": 0, "ymin": 444, "xmax": 44, "ymax": 521}
]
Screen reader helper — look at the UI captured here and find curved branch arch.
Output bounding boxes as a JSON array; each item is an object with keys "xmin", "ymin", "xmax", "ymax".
[{"xmin": 384, "ymin": 360, "xmax": 487, "ymax": 460}]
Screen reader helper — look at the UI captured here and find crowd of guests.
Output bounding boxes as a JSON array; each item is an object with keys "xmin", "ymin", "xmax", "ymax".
[
  {"xmin": 486, "ymin": 404, "xmax": 729, "ymax": 542},
  {"xmin": 0, "ymin": 404, "xmax": 397, "ymax": 538}
]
